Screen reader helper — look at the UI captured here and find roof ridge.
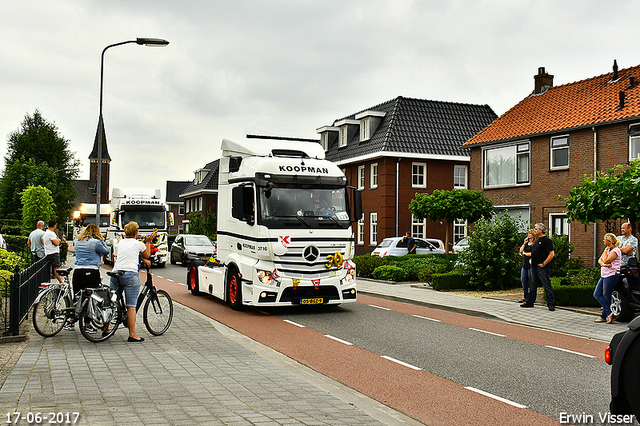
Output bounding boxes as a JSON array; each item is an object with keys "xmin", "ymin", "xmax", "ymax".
[{"xmin": 381, "ymin": 97, "xmax": 402, "ymax": 150}]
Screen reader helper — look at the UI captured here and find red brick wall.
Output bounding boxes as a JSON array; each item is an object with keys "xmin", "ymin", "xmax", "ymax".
[{"xmin": 469, "ymin": 121, "xmax": 638, "ymax": 266}]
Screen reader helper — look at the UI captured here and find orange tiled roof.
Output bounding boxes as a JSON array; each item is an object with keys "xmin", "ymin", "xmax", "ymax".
[{"xmin": 465, "ymin": 64, "xmax": 640, "ymax": 146}]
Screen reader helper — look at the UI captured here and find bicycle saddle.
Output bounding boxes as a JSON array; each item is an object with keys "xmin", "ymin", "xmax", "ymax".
[
  {"xmin": 57, "ymin": 268, "xmax": 72, "ymax": 277},
  {"xmin": 106, "ymin": 270, "xmax": 126, "ymax": 277}
]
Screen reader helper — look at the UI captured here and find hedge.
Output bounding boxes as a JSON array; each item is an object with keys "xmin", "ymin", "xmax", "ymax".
[
  {"xmin": 372, "ymin": 265, "xmax": 407, "ymax": 281},
  {"xmin": 551, "ymin": 284, "xmax": 599, "ymax": 307},
  {"xmin": 431, "ymin": 272, "xmax": 471, "ymax": 290}
]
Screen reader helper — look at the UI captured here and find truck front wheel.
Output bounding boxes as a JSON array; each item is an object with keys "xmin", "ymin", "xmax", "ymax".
[
  {"xmin": 188, "ymin": 266, "xmax": 201, "ymax": 296},
  {"xmin": 227, "ymin": 270, "xmax": 243, "ymax": 311}
]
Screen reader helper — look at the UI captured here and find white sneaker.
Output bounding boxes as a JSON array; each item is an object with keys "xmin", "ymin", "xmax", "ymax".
[
  {"xmin": 63, "ymin": 322, "xmax": 75, "ymax": 331},
  {"xmin": 84, "ymin": 325, "xmax": 96, "ymax": 334}
]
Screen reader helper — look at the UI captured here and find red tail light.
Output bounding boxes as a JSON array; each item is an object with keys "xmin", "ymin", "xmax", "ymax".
[{"xmin": 605, "ymin": 347, "xmax": 612, "ymax": 365}]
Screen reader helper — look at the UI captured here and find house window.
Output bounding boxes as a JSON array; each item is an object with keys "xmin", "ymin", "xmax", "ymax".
[
  {"xmin": 199, "ymin": 197, "xmax": 203, "ymax": 211},
  {"xmin": 412, "ymin": 163, "xmax": 426, "ymax": 188},
  {"xmin": 357, "ymin": 166, "xmax": 365, "ymax": 190},
  {"xmin": 369, "ymin": 213, "xmax": 377, "ymax": 246},
  {"xmin": 321, "ymin": 133, "xmax": 329, "ymax": 151},
  {"xmin": 339, "ymin": 126, "xmax": 348, "ymax": 147},
  {"xmin": 370, "ymin": 163, "xmax": 378, "ymax": 189},
  {"xmin": 453, "ymin": 219, "xmax": 467, "ymax": 243},
  {"xmin": 550, "ymin": 213, "xmax": 570, "ymax": 237},
  {"xmin": 551, "ymin": 136, "xmax": 569, "ymax": 169},
  {"xmin": 454, "ymin": 165, "xmax": 467, "ymax": 189},
  {"xmin": 411, "ymin": 214, "xmax": 426, "ymax": 239},
  {"xmin": 357, "ymin": 218, "xmax": 364, "ymax": 245},
  {"xmin": 360, "ymin": 117, "xmax": 371, "ymax": 141},
  {"xmin": 629, "ymin": 124, "xmax": 640, "ymax": 160},
  {"xmin": 483, "ymin": 142, "xmax": 530, "ymax": 188},
  {"xmin": 495, "ymin": 206, "xmax": 530, "ymax": 232},
  {"xmin": 179, "ymin": 205, "xmax": 184, "ymax": 216}
]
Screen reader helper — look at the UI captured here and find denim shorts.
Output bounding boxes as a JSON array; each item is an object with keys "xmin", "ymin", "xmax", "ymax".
[{"xmin": 110, "ymin": 271, "xmax": 140, "ymax": 307}]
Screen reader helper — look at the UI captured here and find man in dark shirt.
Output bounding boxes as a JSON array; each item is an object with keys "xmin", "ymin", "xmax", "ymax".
[
  {"xmin": 403, "ymin": 231, "xmax": 417, "ymax": 255},
  {"xmin": 521, "ymin": 223, "xmax": 556, "ymax": 310}
]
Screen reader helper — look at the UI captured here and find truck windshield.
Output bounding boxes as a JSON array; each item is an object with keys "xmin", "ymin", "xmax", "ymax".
[
  {"xmin": 121, "ymin": 210, "xmax": 166, "ymax": 229},
  {"xmin": 258, "ymin": 186, "xmax": 350, "ymax": 229}
]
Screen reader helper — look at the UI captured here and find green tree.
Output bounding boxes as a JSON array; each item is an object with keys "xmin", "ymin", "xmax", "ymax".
[
  {"xmin": 188, "ymin": 211, "xmax": 217, "ymax": 239},
  {"xmin": 21, "ymin": 185, "xmax": 56, "ymax": 235},
  {"xmin": 408, "ymin": 189, "xmax": 494, "ymax": 251},
  {"xmin": 0, "ymin": 110, "xmax": 79, "ymax": 222},
  {"xmin": 458, "ymin": 213, "xmax": 525, "ymax": 290},
  {"xmin": 564, "ymin": 159, "xmax": 640, "ymax": 232}
]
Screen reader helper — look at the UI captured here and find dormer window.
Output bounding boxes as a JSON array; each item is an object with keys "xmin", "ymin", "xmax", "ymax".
[
  {"xmin": 334, "ymin": 119, "xmax": 359, "ymax": 148},
  {"xmin": 355, "ymin": 110, "xmax": 385, "ymax": 142},
  {"xmin": 194, "ymin": 168, "xmax": 209, "ymax": 184},
  {"xmin": 316, "ymin": 126, "xmax": 339, "ymax": 151}
]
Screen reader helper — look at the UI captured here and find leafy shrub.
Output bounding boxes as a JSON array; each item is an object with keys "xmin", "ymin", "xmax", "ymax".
[
  {"xmin": 0, "ymin": 270, "xmax": 13, "ymax": 290},
  {"xmin": 353, "ymin": 254, "xmax": 387, "ymax": 278},
  {"xmin": 5, "ymin": 235, "xmax": 27, "ymax": 251},
  {"xmin": 552, "ymin": 284, "xmax": 599, "ymax": 307},
  {"xmin": 564, "ymin": 256, "xmax": 584, "ymax": 271},
  {"xmin": 550, "ymin": 234, "xmax": 575, "ymax": 277},
  {"xmin": 563, "ymin": 268, "xmax": 600, "ymax": 286},
  {"xmin": 418, "ymin": 263, "xmax": 449, "ymax": 283},
  {"xmin": 458, "ymin": 213, "xmax": 524, "ymax": 290},
  {"xmin": 0, "ymin": 249, "xmax": 27, "ymax": 273},
  {"xmin": 431, "ymin": 272, "xmax": 471, "ymax": 290},
  {"xmin": 372, "ymin": 265, "xmax": 407, "ymax": 281}
]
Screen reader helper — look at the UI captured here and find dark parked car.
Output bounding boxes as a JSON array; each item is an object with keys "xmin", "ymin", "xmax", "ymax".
[
  {"xmin": 170, "ymin": 235, "xmax": 216, "ymax": 267},
  {"xmin": 610, "ymin": 257, "xmax": 640, "ymax": 322},
  {"xmin": 607, "ymin": 315, "xmax": 640, "ymax": 419}
]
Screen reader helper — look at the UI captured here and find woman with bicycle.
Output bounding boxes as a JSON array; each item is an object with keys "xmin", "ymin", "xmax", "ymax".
[
  {"xmin": 109, "ymin": 221, "xmax": 156, "ymax": 342},
  {"xmin": 65, "ymin": 224, "xmax": 109, "ymax": 333}
]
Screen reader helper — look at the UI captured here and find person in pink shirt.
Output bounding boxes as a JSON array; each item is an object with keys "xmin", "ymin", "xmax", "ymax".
[{"xmin": 594, "ymin": 233, "xmax": 622, "ymax": 323}]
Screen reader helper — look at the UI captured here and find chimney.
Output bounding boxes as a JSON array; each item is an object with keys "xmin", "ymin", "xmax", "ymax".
[
  {"xmin": 618, "ymin": 91, "xmax": 625, "ymax": 110},
  {"xmin": 629, "ymin": 76, "xmax": 636, "ymax": 89},
  {"xmin": 534, "ymin": 67, "xmax": 554, "ymax": 94},
  {"xmin": 613, "ymin": 60, "xmax": 619, "ymax": 81}
]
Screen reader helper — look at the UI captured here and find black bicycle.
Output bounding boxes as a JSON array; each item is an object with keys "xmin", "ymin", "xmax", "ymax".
[{"xmin": 78, "ymin": 267, "xmax": 173, "ymax": 341}]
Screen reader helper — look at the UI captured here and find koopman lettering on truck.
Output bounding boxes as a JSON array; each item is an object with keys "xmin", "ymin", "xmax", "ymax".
[
  {"xmin": 104, "ymin": 188, "xmax": 174, "ymax": 267},
  {"xmin": 187, "ymin": 137, "xmax": 363, "ymax": 309}
]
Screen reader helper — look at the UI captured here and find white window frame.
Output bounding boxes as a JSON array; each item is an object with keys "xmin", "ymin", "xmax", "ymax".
[
  {"xmin": 357, "ymin": 218, "xmax": 364, "ymax": 245},
  {"xmin": 549, "ymin": 213, "xmax": 570, "ymax": 237},
  {"xmin": 453, "ymin": 218, "xmax": 467, "ymax": 243},
  {"xmin": 550, "ymin": 135, "xmax": 569, "ymax": 170},
  {"xmin": 179, "ymin": 205, "xmax": 185, "ymax": 216},
  {"xmin": 629, "ymin": 124, "xmax": 640, "ymax": 161},
  {"xmin": 360, "ymin": 117, "xmax": 371, "ymax": 141},
  {"xmin": 369, "ymin": 212, "xmax": 378, "ymax": 246},
  {"xmin": 483, "ymin": 142, "xmax": 530, "ymax": 188},
  {"xmin": 370, "ymin": 163, "xmax": 378, "ymax": 189},
  {"xmin": 321, "ymin": 133, "xmax": 329, "ymax": 151},
  {"xmin": 199, "ymin": 197, "xmax": 203, "ymax": 211},
  {"xmin": 357, "ymin": 165, "xmax": 365, "ymax": 190},
  {"xmin": 339, "ymin": 125, "xmax": 348, "ymax": 148},
  {"xmin": 453, "ymin": 165, "xmax": 468, "ymax": 189},
  {"xmin": 411, "ymin": 214, "xmax": 426, "ymax": 239},
  {"xmin": 412, "ymin": 162, "xmax": 427, "ymax": 188}
]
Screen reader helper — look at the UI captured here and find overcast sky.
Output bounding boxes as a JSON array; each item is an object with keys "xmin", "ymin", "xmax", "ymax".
[{"xmin": 1, "ymin": 0, "xmax": 638, "ymax": 194}]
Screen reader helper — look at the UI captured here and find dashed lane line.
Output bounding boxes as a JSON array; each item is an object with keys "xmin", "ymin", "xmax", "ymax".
[
  {"xmin": 325, "ymin": 335, "xmax": 354, "ymax": 345},
  {"xmin": 469, "ymin": 328, "xmax": 506, "ymax": 337},
  {"xmin": 544, "ymin": 345, "xmax": 596, "ymax": 358},
  {"xmin": 369, "ymin": 304, "xmax": 391, "ymax": 311},
  {"xmin": 465, "ymin": 386, "xmax": 527, "ymax": 408},
  {"xmin": 380, "ymin": 355, "xmax": 422, "ymax": 371},
  {"xmin": 412, "ymin": 314, "xmax": 441, "ymax": 322},
  {"xmin": 283, "ymin": 320, "xmax": 306, "ymax": 328}
]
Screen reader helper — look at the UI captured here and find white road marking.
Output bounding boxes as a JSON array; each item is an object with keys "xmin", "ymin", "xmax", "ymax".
[
  {"xmin": 177, "ymin": 282, "xmax": 186, "ymax": 286},
  {"xmin": 283, "ymin": 320, "xmax": 305, "ymax": 328},
  {"xmin": 325, "ymin": 335, "xmax": 353, "ymax": 345},
  {"xmin": 412, "ymin": 314, "xmax": 441, "ymax": 322},
  {"xmin": 465, "ymin": 387, "xmax": 527, "ymax": 408},
  {"xmin": 381, "ymin": 355, "xmax": 421, "ymax": 371},
  {"xmin": 369, "ymin": 304, "xmax": 391, "ymax": 311},
  {"xmin": 544, "ymin": 346, "xmax": 596, "ymax": 358},
  {"xmin": 469, "ymin": 328, "xmax": 506, "ymax": 337}
]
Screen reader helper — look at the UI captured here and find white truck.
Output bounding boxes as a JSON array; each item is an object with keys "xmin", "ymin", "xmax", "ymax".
[
  {"xmin": 72, "ymin": 203, "xmax": 111, "ymax": 239},
  {"xmin": 187, "ymin": 137, "xmax": 362, "ymax": 309},
  {"xmin": 104, "ymin": 188, "xmax": 174, "ymax": 267}
]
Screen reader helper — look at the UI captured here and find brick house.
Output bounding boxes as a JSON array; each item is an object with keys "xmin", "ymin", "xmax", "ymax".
[
  {"xmin": 165, "ymin": 180, "xmax": 190, "ymax": 234},
  {"xmin": 465, "ymin": 62, "xmax": 640, "ymax": 266},
  {"xmin": 317, "ymin": 96, "xmax": 497, "ymax": 254},
  {"xmin": 179, "ymin": 160, "xmax": 220, "ymax": 233}
]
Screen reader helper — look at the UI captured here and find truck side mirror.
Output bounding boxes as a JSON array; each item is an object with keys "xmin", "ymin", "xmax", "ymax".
[
  {"xmin": 353, "ymin": 189, "xmax": 363, "ymax": 221},
  {"xmin": 229, "ymin": 156, "xmax": 242, "ymax": 173}
]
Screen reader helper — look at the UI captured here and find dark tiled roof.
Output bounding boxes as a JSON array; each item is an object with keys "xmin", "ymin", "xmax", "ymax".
[
  {"xmin": 73, "ymin": 180, "xmax": 94, "ymax": 204},
  {"xmin": 466, "ymin": 64, "xmax": 640, "ymax": 146},
  {"xmin": 180, "ymin": 159, "xmax": 220, "ymax": 196},
  {"xmin": 324, "ymin": 96, "xmax": 497, "ymax": 163},
  {"xmin": 165, "ymin": 180, "xmax": 191, "ymax": 203}
]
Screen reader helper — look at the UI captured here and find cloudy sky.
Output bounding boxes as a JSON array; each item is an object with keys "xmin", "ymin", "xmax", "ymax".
[{"xmin": 1, "ymin": 0, "xmax": 638, "ymax": 194}]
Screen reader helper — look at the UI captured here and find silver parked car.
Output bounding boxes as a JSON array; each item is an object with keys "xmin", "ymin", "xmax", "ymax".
[
  {"xmin": 452, "ymin": 237, "xmax": 469, "ymax": 253},
  {"xmin": 372, "ymin": 237, "xmax": 445, "ymax": 257},
  {"xmin": 170, "ymin": 234, "xmax": 216, "ymax": 267}
]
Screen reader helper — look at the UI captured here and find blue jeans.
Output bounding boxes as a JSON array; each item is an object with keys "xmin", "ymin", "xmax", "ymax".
[
  {"xmin": 520, "ymin": 268, "xmax": 531, "ymax": 299},
  {"xmin": 110, "ymin": 271, "xmax": 141, "ymax": 307},
  {"xmin": 527, "ymin": 265, "xmax": 555, "ymax": 307},
  {"xmin": 593, "ymin": 274, "xmax": 620, "ymax": 318}
]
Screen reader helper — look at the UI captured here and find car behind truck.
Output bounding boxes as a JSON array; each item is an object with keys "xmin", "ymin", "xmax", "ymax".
[{"xmin": 187, "ymin": 137, "xmax": 362, "ymax": 309}]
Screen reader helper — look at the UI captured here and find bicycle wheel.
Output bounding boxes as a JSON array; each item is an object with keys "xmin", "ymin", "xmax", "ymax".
[
  {"xmin": 32, "ymin": 288, "xmax": 69, "ymax": 337},
  {"xmin": 79, "ymin": 299, "xmax": 123, "ymax": 343},
  {"xmin": 143, "ymin": 289, "xmax": 173, "ymax": 336}
]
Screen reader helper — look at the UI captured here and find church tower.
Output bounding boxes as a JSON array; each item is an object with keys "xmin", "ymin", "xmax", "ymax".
[{"xmin": 88, "ymin": 117, "xmax": 111, "ymax": 204}]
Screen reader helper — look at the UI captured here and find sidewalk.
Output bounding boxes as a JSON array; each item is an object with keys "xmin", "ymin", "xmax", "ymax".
[{"xmin": 357, "ymin": 278, "xmax": 629, "ymax": 342}]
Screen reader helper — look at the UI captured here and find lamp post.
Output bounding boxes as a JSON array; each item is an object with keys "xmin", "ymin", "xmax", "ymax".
[{"xmin": 95, "ymin": 38, "xmax": 169, "ymax": 226}]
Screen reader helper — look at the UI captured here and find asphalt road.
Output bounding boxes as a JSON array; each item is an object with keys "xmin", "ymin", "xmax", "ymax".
[{"xmin": 154, "ymin": 263, "xmax": 617, "ymax": 425}]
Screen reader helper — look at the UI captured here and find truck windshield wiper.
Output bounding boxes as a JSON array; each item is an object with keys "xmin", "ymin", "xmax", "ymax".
[{"xmin": 267, "ymin": 215, "xmax": 312, "ymax": 228}]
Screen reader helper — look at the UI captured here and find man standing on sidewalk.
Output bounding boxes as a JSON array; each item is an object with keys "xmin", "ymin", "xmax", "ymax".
[
  {"xmin": 617, "ymin": 222, "xmax": 638, "ymax": 267},
  {"xmin": 521, "ymin": 223, "xmax": 556, "ymax": 311},
  {"xmin": 27, "ymin": 220, "xmax": 46, "ymax": 261},
  {"xmin": 42, "ymin": 220, "xmax": 62, "ymax": 283}
]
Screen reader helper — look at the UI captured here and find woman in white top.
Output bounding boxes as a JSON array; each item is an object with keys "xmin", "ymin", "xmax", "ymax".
[{"xmin": 110, "ymin": 221, "xmax": 155, "ymax": 342}]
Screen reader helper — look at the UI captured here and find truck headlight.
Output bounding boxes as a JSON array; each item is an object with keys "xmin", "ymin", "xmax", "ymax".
[{"xmin": 256, "ymin": 269, "xmax": 280, "ymax": 286}]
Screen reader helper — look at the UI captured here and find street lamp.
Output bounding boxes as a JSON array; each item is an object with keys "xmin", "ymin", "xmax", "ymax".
[{"xmin": 95, "ymin": 37, "xmax": 169, "ymax": 226}]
